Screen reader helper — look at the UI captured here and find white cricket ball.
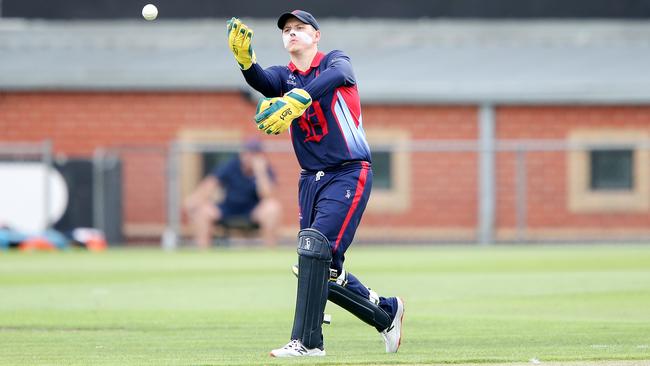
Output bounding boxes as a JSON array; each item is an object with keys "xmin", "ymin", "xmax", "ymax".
[{"xmin": 142, "ymin": 4, "xmax": 158, "ymax": 21}]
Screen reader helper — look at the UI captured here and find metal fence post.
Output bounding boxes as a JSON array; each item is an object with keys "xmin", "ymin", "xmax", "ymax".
[
  {"xmin": 478, "ymin": 104, "xmax": 495, "ymax": 245},
  {"xmin": 92, "ymin": 148, "xmax": 106, "ymax": 233},
  {"xmin": 515, "ymin": 148, "xmax": 528, "ymax": 242},
  {"xmin": 162, "ymin": 141, "xmax": 180, "ymax": 250}
]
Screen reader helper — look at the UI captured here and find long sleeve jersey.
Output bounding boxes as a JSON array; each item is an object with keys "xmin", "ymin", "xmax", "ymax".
[{"xmin": 242, "ymin": 50, "xmax": 371, "ymax": 171}]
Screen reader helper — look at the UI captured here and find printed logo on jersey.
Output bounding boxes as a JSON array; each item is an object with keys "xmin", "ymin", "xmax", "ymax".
[
  {"xmin": 345, "ymin": 189, "xmax": 351, "ymax": 199},
  {"xmin": 286, "ymin": 74, "xmax": 297, "ymax": 87},
  {"xmin": 297, "ymin": 101, "xmax": 329, "ymax": 142}
]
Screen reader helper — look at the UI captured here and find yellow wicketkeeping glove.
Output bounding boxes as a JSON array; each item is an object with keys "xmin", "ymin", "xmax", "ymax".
[
  {"xmin": 254, "ymin": 89, "xmax": 312, "ymax": 135},
  {"xmin": 226, "ymin": 17, "xmax": 256, "ymax": 70},
  {"xmin": 255, "ymin": 96, "xmax": 281, "ymax": 115}
]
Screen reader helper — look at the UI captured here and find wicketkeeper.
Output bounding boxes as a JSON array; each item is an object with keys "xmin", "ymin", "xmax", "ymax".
[{"xmin": 227, "ymin": 10, "xmax": 405, "ymax": 357}]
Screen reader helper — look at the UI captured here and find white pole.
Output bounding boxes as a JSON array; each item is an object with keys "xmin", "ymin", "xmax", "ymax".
[{"xmin": 478, "ymin": 104, "xmax": 495, "ymax": 245}]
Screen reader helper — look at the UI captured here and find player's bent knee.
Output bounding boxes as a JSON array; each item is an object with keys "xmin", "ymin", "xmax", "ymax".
[
  {"xmin": 195, "ymin": 203, "xmax": 218, "ymax": 222},
  {"xmin": 297, "ymin": 228, "xmax": 332, "ymax": 261},
  {"xmin": 291, "ymin": 228, "xmax": 332, "ymax": 348},
  {"xmin": 252, "ymin": 199, "xmax": 281, "ymax": 226},
  {"xmin": 265, "ymin": 198, "xmax": 282, "ymax": 216}
]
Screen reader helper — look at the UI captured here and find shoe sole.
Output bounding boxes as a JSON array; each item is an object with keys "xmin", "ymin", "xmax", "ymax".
[{"xmin": 269, "ymin": 350, "xmax": 326, "ymax": 357}]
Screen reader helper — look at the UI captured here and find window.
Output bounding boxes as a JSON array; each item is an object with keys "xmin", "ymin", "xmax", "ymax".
[
  {"xmin": 589, "ymin": 149, "xmax": 633, "ymax": 191},
  {"xmin": 371, "ymin": 150, "xmax": 392, "ymax": 190},
  {"xmin": 568, "ymin": 129, "xmax": 649, "ymax": 213},
  {"xmin": 364, "ymin": 130, "xmax": 411, "ymax": 213},
  {"xmin": 177, "ymin": 129, "xmax": 242, "ymax": 205}
]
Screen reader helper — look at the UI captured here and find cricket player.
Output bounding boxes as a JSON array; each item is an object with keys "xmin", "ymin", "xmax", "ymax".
[{"xmin": 227, "ymin": 10, "xmax": 404, "ymax": 357}]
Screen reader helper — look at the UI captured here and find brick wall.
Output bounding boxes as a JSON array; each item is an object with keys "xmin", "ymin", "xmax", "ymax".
[
  {"xmin": 0, "ymin": 92, "xmax": 269, "ymax": 232},
  {"xmin": 1, "ymin": 92, "xmax": 256, "ymax": 154},
  {"xmin": 497, "ymin": 106, "xmax": 650, "ymax": 234},
  {"xmin": 362, "ymin": 106, "xmax": 478, "ymax": 228},
  {"xmin": 2, "ymin": 92, "xmax": 650, "ymax": 241}
]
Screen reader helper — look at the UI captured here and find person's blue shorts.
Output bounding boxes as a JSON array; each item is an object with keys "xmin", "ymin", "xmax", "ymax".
[{"xmin": 217, "ymin": 202, "xmax": 256, "ymax": 223}]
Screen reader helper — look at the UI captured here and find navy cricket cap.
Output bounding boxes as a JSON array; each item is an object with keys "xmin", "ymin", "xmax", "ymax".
[{"xmin": 277, "ymin": 10, "xmax": 320, "ymax": 31}]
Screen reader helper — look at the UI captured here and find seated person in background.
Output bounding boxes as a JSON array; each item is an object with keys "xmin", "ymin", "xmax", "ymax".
[{"xmin": 184, "ymin": 139, "xmax": 281, "ymax": 248}]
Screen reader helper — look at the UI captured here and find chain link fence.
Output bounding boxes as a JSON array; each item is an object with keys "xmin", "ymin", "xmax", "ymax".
[
  {"xmin": 4, "ymin": 139, "xmax": 647, "ymax": 247},
  {"xmin": 155, "ymin": 139, "xmax": 650, "ymax": 248}
]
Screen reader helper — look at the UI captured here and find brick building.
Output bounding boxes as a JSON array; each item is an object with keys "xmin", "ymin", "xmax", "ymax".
[{"xmin": 2, "ymin": 20, "xmax": 650, "ymax": 243}]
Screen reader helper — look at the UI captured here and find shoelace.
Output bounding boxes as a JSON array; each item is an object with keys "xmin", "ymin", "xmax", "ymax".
[{"xmin": 284, "ymin": 340, "xmax": 300, "ymax": 350}]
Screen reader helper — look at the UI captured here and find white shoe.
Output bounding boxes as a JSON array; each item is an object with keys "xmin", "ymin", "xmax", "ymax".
[
  {"xmin": 380, "ymin": 297, "xmax": 404, "ymax": 353},
  {"xmin": 269, "ymin": 339, "xmax": 326, "ymax": 357}
]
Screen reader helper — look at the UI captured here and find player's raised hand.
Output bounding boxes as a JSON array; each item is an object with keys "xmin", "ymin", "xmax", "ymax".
[
  {"xmin": 254, "ymin": 88, "xmax": 312, "ymax": 135},
  {"xmin": 227, "ymin": 17, "xmax": 256, "ymax": 70}
]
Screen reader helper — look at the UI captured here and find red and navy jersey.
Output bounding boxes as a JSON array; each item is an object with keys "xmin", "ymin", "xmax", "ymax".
[{"xmin": 242, "ymin": 50, "xmax": 371, "ymax": 171}]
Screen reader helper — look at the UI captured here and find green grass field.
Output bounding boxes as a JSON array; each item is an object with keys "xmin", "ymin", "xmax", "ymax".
[{"xmin": 1, "ymin": 245, "xmax": 649, "ymax": 365}]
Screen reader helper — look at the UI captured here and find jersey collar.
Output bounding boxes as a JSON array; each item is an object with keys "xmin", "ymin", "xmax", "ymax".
[{"xmin": 288, "ymin": 52, "xmax": 326, "ymax": 74}]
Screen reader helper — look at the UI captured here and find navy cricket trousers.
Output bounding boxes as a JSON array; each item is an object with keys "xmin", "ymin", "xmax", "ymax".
[{"xmin": 298, "ymin": 161, "xmax": 397, "ymax": 320}]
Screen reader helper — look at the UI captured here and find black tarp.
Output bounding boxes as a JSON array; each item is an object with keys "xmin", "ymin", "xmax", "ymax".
[{"xmin": 3, "ymin": 0, "xmax": 650, "ymax": 20}]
